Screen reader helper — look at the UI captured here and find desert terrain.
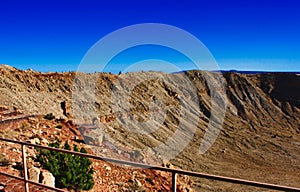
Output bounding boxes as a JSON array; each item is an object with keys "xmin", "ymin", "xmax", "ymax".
[{"xmin": 0, "ymin": 64, "xmax": 299, "ymax": 191}]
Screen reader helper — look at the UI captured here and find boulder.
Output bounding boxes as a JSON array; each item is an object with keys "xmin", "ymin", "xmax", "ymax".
[
  {"xmin": 0, "ymin": 184, "xmax": 5, "ymax": 191},
  {"xmin": 79, "ymin": 125, "xmax": 104, "ymax": 146},
  {"xmin": 29, "ymin": 137, "xmax": 40, "ymax": 145},
  {"xmin": 83, "ymin": 131, "xmax": 103, "ymax": 146},
  {"xmin": 41, "ymin": 171, "xmax": 55, "ymax": 187},
  {"xmin": 61, "ymin": 101, "xmax": 72, "ymax": 118},
  {"xmin": 28, "ymin": 167, "xmax": 40, "ymax": 183}
]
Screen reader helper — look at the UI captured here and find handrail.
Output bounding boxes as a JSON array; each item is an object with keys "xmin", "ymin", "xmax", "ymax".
[
  {"xmin": 0, "ymin": 137, "xmax": 300, "ymax": 192},
  {"xmin": 0, "ymin": 171, "xmax": 66, "ymax": 192}
]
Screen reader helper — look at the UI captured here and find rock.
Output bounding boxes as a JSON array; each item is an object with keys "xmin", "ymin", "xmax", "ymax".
[
  {"xmin": 0, "ymin": 154, "xmax": 10, "ymax": 166},
  {"xmin": 162, "ymin": 160, "xmax": 174, "ymax": 169},
  {"xmin": 41, "ymin": 138, "xmax": 49, "ymax": 145},
  {"xmin": 145, "ymin": 177, "xmax": 155, "ymax": 185},
  {"xmin": 0, "ymin": 184, "xmax": 5, "ymax": 191},
  {"xmin": 11, "ymin": 147, "xmax": 20, "ymax": 153},
  {"xmin": 61, "ymin": 101, "xmax": 72, "ymax": 118},
  {"xmin": 80, "ymin": 126, "xmax": 104, "ymax": 146},
  {"xmin": 0, "ymin": 105, "xmax": 9, "ymax": 111},
  {"xmin": 56, "ymin": 116, "xmax": 67, "ymax": 123},
  {"xmin": 69, "ymin": 127, "xmax": 81, "ymax": 136},
  {"xmin": 134, "ymin": 178, "xmax": 142, "ymax": 187},
  {"xmin": 92, "ymin": 117, "xmax": 100, "ymax": 125},
  {"xmin": 99, "ymin": 116, "xmax": 106, "ymax": 123},
  {"xmin": 104, "ymin": 164, "xmax": 111, "ymax": 172},
  {"xmin": 30, "ymin": 137, "xmax": 40, "ymax": 145},
  {"xmin": 28, "ymin": 117, "xmax": 37, "ymax": 123},
  {"xmin": 28, "ymin": 167, "xmax": 40, "ymax": 183},
  {"xmin": 41, "ymin": 171, "xmax": 55, "ymax": 187},
  {"xmin": 130, "ymin": 149, "xmax": 145, "ymax": 162},
  {"xmin": 142, "ymin": 158, "xmax": 147, "ymax": 164},
  {"xmin": 26, "ymin": 149, "xmax": 37, "ymax": 158},
  {"xmin": 67, "ymin": 120, "xmax": 76, "ymax": 127}
]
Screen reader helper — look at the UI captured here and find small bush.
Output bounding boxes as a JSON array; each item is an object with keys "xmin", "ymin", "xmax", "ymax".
[
  {"xmin": 55, "ymin": 124, "xmax": 63, "ymax": 129},
  {"xmin": 20, "ymin": 122, "xmax": 30, "ymax": 130},
  {"xmin": 36, "ymin": 141, "xmax": 94, "ymax": 190},
  {"xmin": 0, "ymin": 154, "xmax": 10, "ymax": 166},
  {"xmin": 43, "ymin": 113, "xmax": 55, "ymax": 120}
]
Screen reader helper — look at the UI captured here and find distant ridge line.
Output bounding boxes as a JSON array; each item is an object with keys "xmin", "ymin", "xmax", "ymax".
[
  {"xmin": 219, "ymin": 70, "xmax": 300, "ymax": 74},
  {"xmin": 173, "ymin": 70, "xmax": 300, "ymax": 75}
]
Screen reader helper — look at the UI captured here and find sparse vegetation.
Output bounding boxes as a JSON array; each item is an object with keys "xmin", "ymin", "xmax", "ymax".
[
  {"xmin": 36, "ymin": 141, "xmax": 94, "ymax": 190},
  {"xmin": 20, "ymin": 122, "xmax": 30, "ymax": 131},
  {"xmin": 55, "ymin": 124, "xmax": 62, "ymax": 129},
  {"xmin": 43, "ymin": 113, "xmax": 55, "ymax": 120},
  {"xmin": 1, "ymin": 65, "xmax": 300, "ymax": 191},
  {"xmin": 0, "ymin": 154, "xmax": 10, "ymax": 166}
]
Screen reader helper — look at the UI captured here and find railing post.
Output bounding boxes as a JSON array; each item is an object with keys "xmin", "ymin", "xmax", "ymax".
[
  {"xmin": 22, "ymin": 144, "xmax": 29, "ymax": 192},
  {"xmin": 172, "ymin": 172, "xmax": 177, "ymax": 192},
  {"xmin": 0, "ymin": 137, "xmax": 300, "ymax": 192}
]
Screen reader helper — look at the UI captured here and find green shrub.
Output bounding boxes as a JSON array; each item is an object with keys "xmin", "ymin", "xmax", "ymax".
[
  {"xmin": 36, "ymin": 141, "xmax": 94, "ymax": 190},
  {"xmin": 55, "ymin": 124, "xmax": 63, "ymax": 129},
  {"xmin": 0, "ymin": 154, "xmax": 10, "ymax": 166},
  {"xmin": 43, "ymin": 113, "xmax": 55, "ymax": 120}
]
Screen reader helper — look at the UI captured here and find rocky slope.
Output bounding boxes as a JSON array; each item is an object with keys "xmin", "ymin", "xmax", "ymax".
[
  {"xmin": 0, "ymin": 105, "xmax": 193, "ymax": 191},
  {"xmin": 0, "ymin": 64, "xmax": 299, "ymax": 191}
]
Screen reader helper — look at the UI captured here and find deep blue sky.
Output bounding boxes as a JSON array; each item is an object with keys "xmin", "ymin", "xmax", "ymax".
[{"xmin": 0, "ymin": 0, "xmax": 299, "ymax": 73}]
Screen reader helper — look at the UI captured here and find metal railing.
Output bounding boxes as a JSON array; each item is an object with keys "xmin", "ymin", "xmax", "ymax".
[{"xmin": 0, "ymin": 137, "xmax": 300, "ymax": 192}]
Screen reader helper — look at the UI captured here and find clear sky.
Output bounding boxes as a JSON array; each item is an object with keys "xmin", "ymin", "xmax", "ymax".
[{"xmin": 0, "ymin": 0, "xmax": 299, "ymax": 73}]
